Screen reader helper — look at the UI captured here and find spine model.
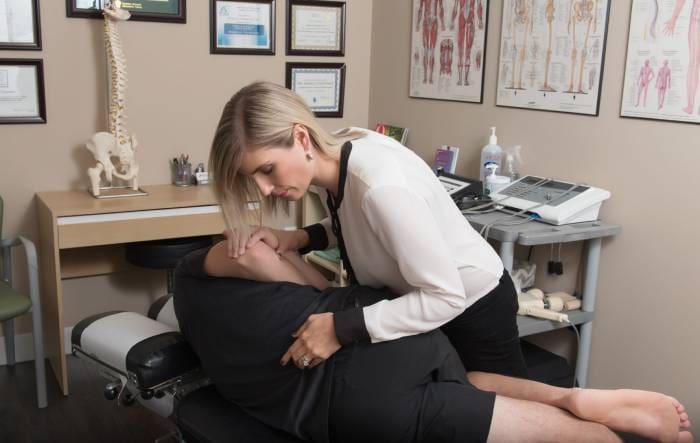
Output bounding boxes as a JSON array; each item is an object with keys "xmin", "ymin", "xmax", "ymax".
[{"xmin": 85, "ymin": 1, "xmax": 140, "ymax": 197}]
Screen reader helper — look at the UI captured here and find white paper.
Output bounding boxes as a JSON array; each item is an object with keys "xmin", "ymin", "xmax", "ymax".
[
  {"xmin": 292, "ymin": 70, "xmax": 340, "ymax": 111},
  {"xmin": 0, "ymin": 65, "xmax": 39, "ymax": 118},
  {"xmin": 216, "ymin": 1, "xmax": 271, "ymax": 49},
  {"xmin": 75, "ymin": 0, "xmax": 104, "ymax": 8},
  {"xmin": 292, "ymin": 5, "xmax": 340, "ymax": 50},
  {"xmin": 0, "ymin": 0, "xmax": 35, "ymax": 43}
]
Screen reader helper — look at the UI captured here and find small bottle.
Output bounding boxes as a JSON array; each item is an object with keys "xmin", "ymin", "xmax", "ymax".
[
  {"xmin": 485, "ymin": 163, "xmax": 511, "ymax": 195},
  {"xmin": 504, "ymin": 145, "xmax": 522, "ymax": 182},
  {"xmin": 480, "ymin": 127, "xmax": 503, "ymax": 185}
]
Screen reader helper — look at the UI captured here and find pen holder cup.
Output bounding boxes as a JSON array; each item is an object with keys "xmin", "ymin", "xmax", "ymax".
[{"xmin": 174, "ymin": 164, "xmax": 193, "ymax": 187}]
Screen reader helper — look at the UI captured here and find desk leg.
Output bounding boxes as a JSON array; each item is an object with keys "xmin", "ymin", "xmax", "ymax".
[
  {"xmin": 37, "ymin": 199, "xmax": 69, "ymax": 395},
  {"xmin": 499, "ymin": 241, "xmax": 515, "ymax": 273},
  {"xmin": 576, "ymin": 238, "xmax": 602, "ymax": 388}
]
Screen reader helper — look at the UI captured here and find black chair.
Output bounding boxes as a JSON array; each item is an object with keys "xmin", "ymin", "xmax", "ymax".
[{"xmin": 125, "ymin": 236, "xmax": 213, "ymax": 302}]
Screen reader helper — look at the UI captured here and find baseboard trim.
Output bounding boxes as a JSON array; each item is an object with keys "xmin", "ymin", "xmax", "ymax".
[{"xmin": 0, "ymin": 327, "xmax": 73, "ymax": 366}]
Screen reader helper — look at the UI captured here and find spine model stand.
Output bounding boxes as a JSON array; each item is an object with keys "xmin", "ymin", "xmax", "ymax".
[{"xmin": 86, "ymin": 0, "xmax": 140, "ymax": 197}]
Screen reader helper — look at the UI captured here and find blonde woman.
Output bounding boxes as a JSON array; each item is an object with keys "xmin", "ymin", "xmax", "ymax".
[{"xmin": 208, "ymin": 81, "xmax": 525, "ymax": 378}]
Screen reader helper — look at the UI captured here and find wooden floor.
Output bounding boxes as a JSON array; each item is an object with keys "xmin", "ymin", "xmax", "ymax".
[{"xmin": 0, "ymin": 356, "xmax": 177, "ymax": 443}]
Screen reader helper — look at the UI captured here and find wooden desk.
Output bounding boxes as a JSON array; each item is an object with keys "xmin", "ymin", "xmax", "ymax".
[{"xmin": 36, "ymin": 185, "xmax": 227, "ymax": 395}]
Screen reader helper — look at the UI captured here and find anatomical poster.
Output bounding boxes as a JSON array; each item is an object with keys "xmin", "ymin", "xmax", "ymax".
[
  {"xmin": 621, "ymin": 0, "xmax": 700, "ymax": 124},
  {"xmin": 409, "ymin": 0, "xmax": 490, "ymax": 103},
  {"xmin": 496, "ymin": 0, "xmax": 611, "ymax": 116}
]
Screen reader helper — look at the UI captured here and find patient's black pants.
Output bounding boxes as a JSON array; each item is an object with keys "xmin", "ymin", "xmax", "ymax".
[{"xmin": 329, "ymin": 330, "xmax": 496, "ymax": 443}]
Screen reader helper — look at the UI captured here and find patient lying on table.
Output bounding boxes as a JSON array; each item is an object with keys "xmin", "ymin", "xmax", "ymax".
[{"xmin": 173, "ymin": 240, "xmax": 692, "ymax": 443}]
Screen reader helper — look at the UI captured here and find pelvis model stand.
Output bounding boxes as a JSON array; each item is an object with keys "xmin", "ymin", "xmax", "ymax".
[{"xmin": 85, "ymin": 1, "xmax": 142, "ymax": 198}]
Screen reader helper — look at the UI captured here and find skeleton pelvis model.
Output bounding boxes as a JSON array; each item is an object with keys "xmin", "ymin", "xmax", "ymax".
[{"xmin": 85, "ymin": 1, "xmax": 140, "ymax": 197}]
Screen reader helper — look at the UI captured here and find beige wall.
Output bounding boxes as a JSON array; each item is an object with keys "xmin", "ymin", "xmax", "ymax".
[
  {"xmin": 1, "ymin": 1, "xmax": 372, "ymax": 334},
  {"xmin": 370, "ymin": 0, "xmax": 700, "ymax": 419}
]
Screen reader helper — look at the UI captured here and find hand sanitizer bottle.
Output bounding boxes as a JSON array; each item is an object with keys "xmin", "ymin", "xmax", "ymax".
[{"xmin": 480, "ymin": 127, "xmax": 503, "ymax": 185}]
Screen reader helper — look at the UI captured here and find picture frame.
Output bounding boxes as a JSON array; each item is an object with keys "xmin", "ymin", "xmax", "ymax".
[
  {"xmin": 66, "ymin": 0, "xmax": 187, "ymax": 23},
  {"xmin": 210, "ymin": 0, "xmax": 275, "ymax": 55},
  {"xmin": 286, "ymin": 0, "xmax": 345, "ymax": 56},
  {"xmin": 0, "ymin": 59, "xmax": 47, "ymax": 124},
  {"xmin": 620, "ymin": 0, "xmax": 700, "ymax": 125},
  {"xmin": 285, "ymin": 62, "xmax": 345, "ymax": 118},
  {"xmin": 495, "ymin": 0, "xmax": 611, "ymax": 117},
  {"xmin": 409, "ymin": 0, "xmax": 489, "ymax": 104},
  {"xmin": 0, "ymin": 0, "xmax": 42, "ymax": 50}
]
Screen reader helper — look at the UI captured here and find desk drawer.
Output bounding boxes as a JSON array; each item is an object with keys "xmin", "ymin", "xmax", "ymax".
[{"xmin": 58, "ymin": 207, "xmax": 227, "ymax": 249}]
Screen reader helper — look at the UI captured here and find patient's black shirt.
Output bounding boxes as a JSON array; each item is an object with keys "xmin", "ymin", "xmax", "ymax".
[{"xmin": 173, "ymin": 247, "xmax": 388, "ymax": 443}]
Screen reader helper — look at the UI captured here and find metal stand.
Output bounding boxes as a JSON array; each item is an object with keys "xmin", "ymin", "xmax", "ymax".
[
  {"xmin": 464, "ymin": 212, "xmax": 620, "ymax": 387},
  {"xmin": 87, "ymin": 186, "xmax": 148, "ymax": 199}
]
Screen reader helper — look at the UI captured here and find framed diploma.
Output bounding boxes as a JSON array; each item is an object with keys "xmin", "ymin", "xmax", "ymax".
[
  {"xmin": 286, "ymin": 62, "xmax": 345, "ymax": 118},
  {"xmin": 67, "ymin": 0, "xmax": 186, "ymax": 23},
  {"xmin": 286, "ymin": 0, "xmax": 345, "ymax": 56},
  {"xmin": 0, "ymin": 59, "xmax": 46, "ymax": 124},
  {"xmin": 0, "ymin": 0, "xmax": 41, "ymax": 50},
  {"xmin": 211, "ymin": 0, "xmax": 275, "ymax": 55}
]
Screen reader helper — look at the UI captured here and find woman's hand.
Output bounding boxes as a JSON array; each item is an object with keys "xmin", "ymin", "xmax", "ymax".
[
  {"xmin": 223, "ymin": 227, "xmax": 307, "ymax": 258},
  {"xmin": 281, "ymin": 313, "xmax": 341, "ymax": 369},
  {"xmin": 223, "ymin": 226, "xmax": 279, "ymax": 258}
]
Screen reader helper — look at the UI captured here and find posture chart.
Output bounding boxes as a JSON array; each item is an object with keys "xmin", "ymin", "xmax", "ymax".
[
  {"xmin": 621, "ymin": 0, "xmax": 700, "ymax": 124},
  {"xmin": 496, "ymin": 0, "xmax": 610, "ymax": 116},
  {"xmin": 409, "ymin": 0, "xmax": 490, "ymax": 103}
]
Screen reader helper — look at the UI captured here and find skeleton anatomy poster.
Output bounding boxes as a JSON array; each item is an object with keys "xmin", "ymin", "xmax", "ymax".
[
  {"xmin": 496, "ymin": 0, "xmax": 610, "ymax": 116},
  {"xmin": 410, "ymin": 0, "xmax": 489, "ymax": 103},
  {"xmin": 621, "ymin": 0, "xmax": 700, "ymax": 124}
]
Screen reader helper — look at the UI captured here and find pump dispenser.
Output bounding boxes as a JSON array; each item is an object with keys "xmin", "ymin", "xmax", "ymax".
[{"xmin": 480, "ymin": 127, "xmax": 503, "ymax": 186}]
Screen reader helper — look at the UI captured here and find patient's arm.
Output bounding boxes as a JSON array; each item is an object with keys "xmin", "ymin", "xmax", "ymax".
[
  {"xmin": 280, "ymin": 250, "xmax": 329, "ymax": 291},
  {"xmin": 204, "ymin": 240, "xmax": 328, "ymax": 290}
]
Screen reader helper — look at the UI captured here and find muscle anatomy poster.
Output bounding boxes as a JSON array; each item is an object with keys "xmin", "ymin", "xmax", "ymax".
[
  {"xmin": 410, "ymin": 0, "xmax": 489, "ymax": 103},
  {"xmin": 621, "ymin": 0, "xmax": 700, "ymax": 124},
  {"xmin": 496, "ymin": 0, "xmax": 610, "ymax": 115}
]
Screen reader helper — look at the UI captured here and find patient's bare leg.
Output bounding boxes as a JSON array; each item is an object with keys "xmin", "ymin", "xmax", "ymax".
[
  {"xmin": 488, "ymin": 395, "xmax": 623, "ymax": 443},
  {"xmin": 204, "ymin": 240, "xmax": 313, "ymax": 287},
  {"xmin": 469, "ymin": 372, "xmax": 692, "ymax": 443}
]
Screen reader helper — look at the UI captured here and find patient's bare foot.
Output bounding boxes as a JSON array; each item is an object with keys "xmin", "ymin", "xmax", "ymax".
[
  {"xmin": 670, "ymin": 397, "xmax": 692, "ymax": 429},
  {"xmin": 567, "ymin": 388, "xmax": 692, "ymax": 443}
]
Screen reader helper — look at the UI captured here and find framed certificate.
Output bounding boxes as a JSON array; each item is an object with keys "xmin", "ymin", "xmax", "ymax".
[
  {"xmin": 0, "ymin": 59, "xmax": 46, "ymax": 124},
  {"xmin": 286, "ymin": 0, "xmax": 345, "ymax": 56},
  {"xmin": 285, "ymin": 62, "xmax": 345, "ymax": 118},
  {"xmin": 66, "ymin": 0, "xmax": 186, "ymax": 23},
  {"xmin": 211, "ymin": 0, "xmax": 275, "ymax": 55},
  {"xmin": 0, "ymin": 0, "xmax": 42, "ymax": 50}
]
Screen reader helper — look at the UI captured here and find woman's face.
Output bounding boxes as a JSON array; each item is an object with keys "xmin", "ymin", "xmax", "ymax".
[{"xmin": 239, "ymin": 126, "xmax": 314, "ymax": 201}]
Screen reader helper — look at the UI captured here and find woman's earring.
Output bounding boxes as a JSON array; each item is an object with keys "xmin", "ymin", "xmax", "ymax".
[{"xmin": 306, "ymin": 152, "xmax": 314, "ymax": 161}]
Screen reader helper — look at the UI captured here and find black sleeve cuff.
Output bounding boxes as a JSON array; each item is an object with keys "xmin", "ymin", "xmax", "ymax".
[
  {"xmin": 333, "ymin": 307, "xmax": 370, "ymax": 345},
  {"xmin": 298, "ymin": 223, "xmax": 329, "ymax": 255}
]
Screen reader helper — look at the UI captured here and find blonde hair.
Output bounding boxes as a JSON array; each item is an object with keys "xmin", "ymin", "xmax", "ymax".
[{"xmin": 209, "ymin": 81, "xmax": 362, "ymax": 236}]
